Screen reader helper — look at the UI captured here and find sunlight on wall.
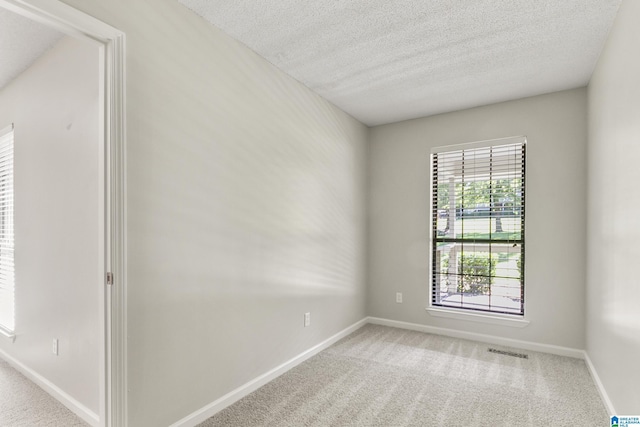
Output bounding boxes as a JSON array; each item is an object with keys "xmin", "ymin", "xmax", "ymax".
[
  {"xmin": 127, "ymin": 25, "xmax": 366, "ymax": 299},
  {"xmin": 76, "ymin": 2, "xmax": 369, "ymax": 424}
]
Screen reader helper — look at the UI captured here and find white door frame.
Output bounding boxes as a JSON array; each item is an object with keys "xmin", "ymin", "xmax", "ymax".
[{"xmin": 0, "ymin": 1, "xmax": 126, "ymax": 426}]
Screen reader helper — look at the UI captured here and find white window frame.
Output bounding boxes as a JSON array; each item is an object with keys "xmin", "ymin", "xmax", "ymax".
[{"xmin": 426, "ymin": 136, "xmax": 529, "ymax": 327}]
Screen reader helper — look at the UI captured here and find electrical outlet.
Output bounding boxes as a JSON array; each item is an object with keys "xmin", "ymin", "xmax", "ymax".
[
  {"xmin": 304, "ymin": 312, "xmax": 311, "ymax": 327},
  {"xmin": 396, "ymin": 292, "xmax": 403, "ymax": 303},
  {"xmin": 52, "ymin": 338, "xmax": 58, "ymax": 356}
]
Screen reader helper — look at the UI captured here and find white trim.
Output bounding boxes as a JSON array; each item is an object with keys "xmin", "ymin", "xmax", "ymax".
[
  {"xmin": 0, "ymin": 348, "xmax": 99, "ymax": 426},
  {"xmin": 583, "ymin": 351, "xmax": 617, "ymax": 415},
  {"xmin": 103, "ymin": 16, "xmax": 128, "ymax": 427},
  {"xmin": 425, "ymin": 307, "xmax": 530, "ymax": 327},
  {"xmin": 170, "ymin": 318, "xmax": 369, "ymax": 427},
  {"xmin": 168, "ymin": 317, "xmax": 605, "ymax": 426},
  {"xmin": 0, "ymin": 0, "xmax": 122, "ymax": 42},
  {"xmin": 431, "ymin": 135, "xmax": 527, "ymax": 154},
  {"xmin": 0, "ymin": 325, "xmax": 15, "ymax": 341},
  {"xmin": 367, "ymin": 317, "xmax": 584, "ymax": 359},
  {"xmin": 0, "ymin": 2, "xmax": 127, "ymax": 427}
]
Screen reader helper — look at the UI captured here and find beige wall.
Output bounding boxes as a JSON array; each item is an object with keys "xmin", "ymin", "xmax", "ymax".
[
  {"xmin": 368, "ymin": 88, "xmax": 588, "ymax": 349},
  {"xmin": 0, "ymin": 36, "xmax": 100, "ymax": 414},
  {"xmin": 587, "ymin": 0, "xmax": 640, "ymax": 414},
  {"xmin": 58, "ymin": 1, "xmax": 368, "ymax": 425}
]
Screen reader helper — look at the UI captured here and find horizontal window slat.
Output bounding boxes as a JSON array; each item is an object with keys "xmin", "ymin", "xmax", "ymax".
[
  {"xmin": 0, "ymin": 126, "xmax": 14, "ymax": 332},
  {"xmin": 432, "ymin": 138, "xmax": 525, "ymax": 316}
]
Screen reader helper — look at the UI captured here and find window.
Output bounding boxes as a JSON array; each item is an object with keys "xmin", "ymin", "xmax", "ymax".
[
  {"xmin": 431, "ymin": 137, "xmax": 525, "ymax": 316},
  {"xmin": 0, "ymin": 124, "xmax": 14, "ymax": 333}
]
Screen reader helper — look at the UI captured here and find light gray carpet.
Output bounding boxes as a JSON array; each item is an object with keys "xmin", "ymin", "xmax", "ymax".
[
  {"xmin": 199, "ymin": 324, "xmax": 608, "ymax": 426},
  {"xmin": 0, "ymin": 358, "xmax": 88, "ymax": 427}
]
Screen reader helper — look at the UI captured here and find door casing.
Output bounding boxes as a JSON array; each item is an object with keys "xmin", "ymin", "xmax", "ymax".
[{"xmin": 0, "ymin": 1, "xmax": 127, "ymax": 426}]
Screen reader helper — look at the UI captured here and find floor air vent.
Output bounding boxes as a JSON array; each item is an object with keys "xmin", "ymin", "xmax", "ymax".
[{"xmin": 488, "ymin": 348, "xmax": 529, "ymax": 359}]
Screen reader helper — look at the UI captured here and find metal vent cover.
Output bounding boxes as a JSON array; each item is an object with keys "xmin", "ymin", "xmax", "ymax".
[{"xmin": 488, "ymin": 348, "xmax": 529, "ymax": 359}]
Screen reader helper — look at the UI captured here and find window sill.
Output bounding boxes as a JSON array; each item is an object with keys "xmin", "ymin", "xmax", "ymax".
[
  {"xmin": 0, "ymin": 326, "xmax": 15, "ymax": 342},
  {"xmin": 425, "ymin": 307, "xmax": 530, "ymax": 328}
]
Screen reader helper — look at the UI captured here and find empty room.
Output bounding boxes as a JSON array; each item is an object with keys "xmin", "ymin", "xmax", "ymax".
[{"xmin": 0, "ymin": 0, "xmax": 638, "ymax": 426}]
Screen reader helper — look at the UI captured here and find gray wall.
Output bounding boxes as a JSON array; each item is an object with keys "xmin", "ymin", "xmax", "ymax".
[
  {"xmin": 587, "ymin": 0, "xmax": 640, "ymax": 414},
  {"xmin": 16, "ymin": 0, "xmax": 633, "ymax": 423},
  {"xmin": 0, "ymin": 37, "xmax": 100, "ymax": 414},
  {"xmin": 368, "ymin": 88, "xmax": 588, "ymax": 349},
  {"xmin": 59, "ymin": 1, "xmax": 369, "ymax": 426}
]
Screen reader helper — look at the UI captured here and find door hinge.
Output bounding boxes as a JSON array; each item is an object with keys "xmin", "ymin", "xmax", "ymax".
[{"xmin": 106, "ymin": 272, "xmax": 114, "ymax": 285}]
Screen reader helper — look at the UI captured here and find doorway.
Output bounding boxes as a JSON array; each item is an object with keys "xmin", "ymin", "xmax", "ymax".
[{"xmin": 0, "ymin": 1, "xmax": 125, "ymax": 426}]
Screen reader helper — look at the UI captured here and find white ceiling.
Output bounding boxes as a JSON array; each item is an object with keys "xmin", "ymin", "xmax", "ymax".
[
  {"xmin": 179, "ymin": 0, "xmax": 621, "ymax": 126},
  {"xmin": 0, "ymin": 7, "xmax": 64, "ymax": 91}
]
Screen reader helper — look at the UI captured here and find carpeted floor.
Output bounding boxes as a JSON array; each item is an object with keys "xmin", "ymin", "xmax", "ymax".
[
  {"xmin": 199, "ymin": 324, "xmax": 608, "ymax": 426},
  {"xmin": 0, "ymin": 358, "xmax": 88, "ymax": 427}
]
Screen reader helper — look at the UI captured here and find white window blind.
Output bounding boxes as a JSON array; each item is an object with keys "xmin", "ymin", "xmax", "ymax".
[
  {"xmin": 431, "ymin": 136, "xmax": 526, "ymax": 315},
  {"xmin": 0, "ymin": 124, "xmax": 14, "ymax": 332}
]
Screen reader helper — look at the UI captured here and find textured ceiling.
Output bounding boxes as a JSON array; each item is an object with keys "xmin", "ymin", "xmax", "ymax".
[
  {"xmin": 0, "ymin": 7, "xmax": 63, "ymax": 91},
  {"xmin": 179, "ymin": 0, "xmax": 621, "ymax": 126}
]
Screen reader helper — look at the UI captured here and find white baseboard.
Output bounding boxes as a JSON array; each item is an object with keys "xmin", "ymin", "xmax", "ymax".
[
  {"xmin": 583, "ymin": 351, "xmax": 616, "ymax": 415},
  {"xmin": 170, "ymin": 317, "xmax": 369, "ymax": 427},
  {"xmin": 0, "ymin": 348, "xmax": 99, "ymax": 427},
  {"xmin": 366, "ymin": 316, "xmax": 585, "ymax": 359},
  {"xmin": 170, "ymin": 316, "xmax": 607, "ymax": 427}
]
